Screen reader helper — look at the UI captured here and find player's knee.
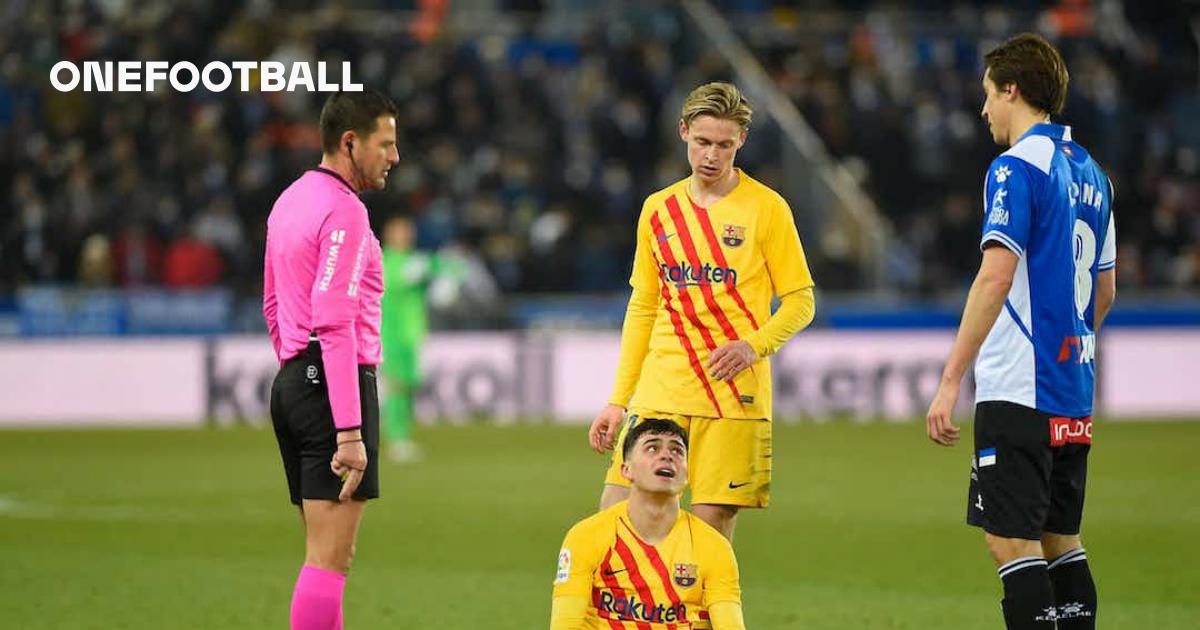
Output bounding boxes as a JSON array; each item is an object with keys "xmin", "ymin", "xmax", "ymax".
[
  {"xmin": 1041, "ymin": 532, "xmax": 1082, "ymax": 560},
  {"xmin": 599, "ymin": 484, "xmax": 629, "ymax": 511},
  {"xmin": 984, "ymin": 533, "xmax": 1042, "ymax": 566}
]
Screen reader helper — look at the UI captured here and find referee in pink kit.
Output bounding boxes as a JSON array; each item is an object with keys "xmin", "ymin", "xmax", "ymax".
[{"xmin": 262, "ymin": 90, "xmax": 399, "ymax": 630}]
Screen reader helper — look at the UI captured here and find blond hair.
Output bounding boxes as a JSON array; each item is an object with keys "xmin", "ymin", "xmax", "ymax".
[{"xmin": 681, "ymin": 82, "xmax": 753, "ymax": 129}]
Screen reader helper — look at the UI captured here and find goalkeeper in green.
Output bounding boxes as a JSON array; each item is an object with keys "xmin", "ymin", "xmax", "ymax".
[{"xmin": 380, "ymin": 215, "xmax": 447, "ymax": 463}]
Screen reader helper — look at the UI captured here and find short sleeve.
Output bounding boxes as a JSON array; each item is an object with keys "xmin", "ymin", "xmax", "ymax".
[
  {"xmin": 552, "ymin": 522, "xmax": 598, "ymax": 599},
  {"xmin": 701, "ymin": 531, "xmax": 742, "ymax": 608},
  {"xmin": 980, "ymin": 157, "xmax": 1034, "ymax": 257},
  {"xmin": 762, "ymin": 196, "xmax": 814, "ymax": 297},
  {"xmin": 1098, "ymin": 184, "xmax": 1116, "ymax": 271}
]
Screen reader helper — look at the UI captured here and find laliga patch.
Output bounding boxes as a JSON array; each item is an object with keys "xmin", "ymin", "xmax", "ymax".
[
  {"xmin": 1050, "ymin": 416, "xmax": 1093, "ymax": 447},
  {"xmin": 977, "ymin": 448, "xmax": 997, "ymax": 467},
  {"xmin": 673, "ymin": 563, "xmax": 698, "ymax": 588},
  {"xmin": 721, "ymin": 224, "xmax": 746, "ymax": 248},
  {"xmin": 555, "ymin": 548, "xmax": 571, "ymax": 584}
]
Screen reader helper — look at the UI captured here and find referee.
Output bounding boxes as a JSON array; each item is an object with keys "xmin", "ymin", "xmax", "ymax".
[
  {"xmin": 262, "ymin": 90, "xmax": 399, "ymax": 630},
  {"xmin": 927, "ymin": 35, "xmax": 1116, "ymax": 629}
]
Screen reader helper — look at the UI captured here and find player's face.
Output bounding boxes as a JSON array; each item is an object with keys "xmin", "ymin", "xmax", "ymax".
[
  {"xmin": 680, "ymin": 115, "xmax": 747, "ymax": 185},
  {"xmin": 355, "ymin": 115, "xmax": 401, "ymax": 191},
  {"xmin": 981, "ymin": 69, "xmax": 1012, "ymax": 147},
  {"xmin": 622, "ymin": 433, "xmax": 688, "ymax": 495},
  {"xmin": 384, "ymin": 217, "xmax": 414, "ymax": 251}
]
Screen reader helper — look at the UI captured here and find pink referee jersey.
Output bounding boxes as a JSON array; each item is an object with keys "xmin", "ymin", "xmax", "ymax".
[{"xmin": 263, "ymin": 167, "xmax": 384, "ymax": 430}]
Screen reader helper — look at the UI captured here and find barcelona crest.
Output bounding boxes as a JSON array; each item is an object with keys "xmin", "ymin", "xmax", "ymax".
[
  {"xmin": 722, "ymin": 224, "xmax": 746, "ymax": 248},
  {"xmin": 673, "ymin": 563, "xmax": 698, "ymax": 588}
]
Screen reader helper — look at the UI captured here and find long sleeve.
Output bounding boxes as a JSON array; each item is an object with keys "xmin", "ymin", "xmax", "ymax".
[
  {"xmin": 608, "ymin": 287, "xmax": 657, "ymax": 407},
  {"xmin": 609, "ymin": 204, "xmax": 661, "ymax": 407},
  {"xmin": 743, "ymin": 286, "xmax": 815, "ymax": 357},
  {"xmin": 708, "ymin": 601, "xmax": 747, "ymax": 630},
  {"xmin": 262, "ymin": 240, "xmax": 281, "ymax": 361},
  {"xmin": 549, "ymin": 595, "xmax": 589, "ymax": 630},
  {"xmin": 310, "ymin": 204, "xmax": 372, "ymax": 430}
]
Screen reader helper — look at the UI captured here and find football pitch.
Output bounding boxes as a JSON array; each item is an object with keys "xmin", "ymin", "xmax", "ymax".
[{"xmin": 0, "ymin": 420, "xmax": 1197, "ymax": 629}]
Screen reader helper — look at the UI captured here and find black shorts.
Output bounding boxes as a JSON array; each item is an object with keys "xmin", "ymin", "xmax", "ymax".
[
  {"xmin": 270, "ymin": 340, "xmax": 380, "ymax": 505},
  {"xmin": 966, "ymin": 401, "xmax": 1092, "ymax": 540}
]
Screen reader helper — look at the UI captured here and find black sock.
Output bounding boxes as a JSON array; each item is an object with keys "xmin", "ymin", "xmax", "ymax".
[
  {"xmin": 998, "ymin": 556, "xmax": 1057, "ymax": 629},
  {"xmin": 1049, "ymin": 548, "xmax": 1097, "ymax": 629}
]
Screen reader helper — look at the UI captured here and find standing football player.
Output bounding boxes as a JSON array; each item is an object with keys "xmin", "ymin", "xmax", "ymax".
[
  {"xmin": 588, "ymin": 82, "xmax": 817, "ymax": 541},
  {"xmin": 926, "ymin": 34, "xmax": 1116, "ymax": 630}
]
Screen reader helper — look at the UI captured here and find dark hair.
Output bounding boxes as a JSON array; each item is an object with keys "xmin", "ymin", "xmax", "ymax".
[
  {"xmin": 622, "ymin": 418, "xmax": 689, "ymax": 461},
  {"xmin": 319, "ymin": 90, "xmax": 399, "ymax": 155},
  {"xmin": 984, "ymin": 33, "xmax": 1069, "ymax": 116}
]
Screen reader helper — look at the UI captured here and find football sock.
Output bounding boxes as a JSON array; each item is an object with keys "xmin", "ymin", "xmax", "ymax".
[
  {"xmin": 290, "ymin": 565, "xmax": 346, "ymax": 630},
  {"xmin": 1048, "ymin": 548, "xmax": 1097, "ymax": 628},
  {"xmin": 998, "ymin": 556, "xmax": 1056, "ymax": 629}
]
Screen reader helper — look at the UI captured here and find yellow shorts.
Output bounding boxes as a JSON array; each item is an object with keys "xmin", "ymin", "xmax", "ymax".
[{"xmin": 603, "ymin": 408, "xmax": 772, "ymax": 508}]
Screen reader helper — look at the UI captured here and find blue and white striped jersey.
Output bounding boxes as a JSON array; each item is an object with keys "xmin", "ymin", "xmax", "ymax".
[{"xmin": 975, "ymin": 123, "xmax": 1116, "ymax": 417}]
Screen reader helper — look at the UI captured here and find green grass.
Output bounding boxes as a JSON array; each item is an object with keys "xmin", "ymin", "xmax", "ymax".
[{"xmin": 1, "ymin": 420, "xmax": 1197, "ymax": 628}]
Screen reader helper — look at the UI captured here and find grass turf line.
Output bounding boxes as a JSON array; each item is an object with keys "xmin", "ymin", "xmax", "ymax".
[{"xmin": 0, "ymin": 420, "xmax": 1196, "ymax": 628}]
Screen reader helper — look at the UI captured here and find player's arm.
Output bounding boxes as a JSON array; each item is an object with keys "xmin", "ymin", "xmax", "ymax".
[
  {"xmin": 1095, "ymin": 206, "xmax": 1117, "ymax": 329},
  {"xmin": 550, "ymin": 524, "xmax": 599, "ymax": 630},
  {"xmin": 591, "ymin": 204, "xmax": 658, "ymax": 451},
  {"xmin": 928, "ymin": 158, "xmax": 1030, "ymax": 446},
  {"xmin": 709, "ymin": 198, "xmax": 815, "ymax": 381},
  {"xmin": 703, "ymin": 532, "xmax": 745, "ymax": 630},
  {"xmin": 311, "ymin": 205, "xmax": 371, "ymax": 498},
  {"xmin": 928, "ymin": 244, "xmax": 1018, "ymax": 445},
  {"xmin": 262, "ymin": 239, "xmax": 282, "ymax": 361},
  {"xmin": 709, "ymin": 602, "xmax": 747, "ymax": 630},
  {"xmin": 1095, "ymin": 269, "xmax": 1115, "ymax": 328}
]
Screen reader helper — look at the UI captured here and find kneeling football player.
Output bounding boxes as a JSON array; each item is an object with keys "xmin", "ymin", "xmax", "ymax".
[{"xmin": 551, "ymin": 419, "xmax": 745, "ymax": 629}]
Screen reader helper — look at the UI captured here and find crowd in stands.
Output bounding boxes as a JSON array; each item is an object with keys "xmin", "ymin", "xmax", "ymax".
[{"xmin": 2, "ymin": 0, "xmax": 1196, "ymax": 306}]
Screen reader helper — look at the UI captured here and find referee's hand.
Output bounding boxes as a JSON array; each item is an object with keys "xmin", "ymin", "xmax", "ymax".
[
  {"xmin": 926, "ymin": 384, "xmax": 961, "ymax": 446},
  {"xmin": 331, "ymin": 431, "xmax": 368, "ymax": 501},
  {"xmin": 589, "ymin": 404, "xmax": 626, "ymax": 453}
]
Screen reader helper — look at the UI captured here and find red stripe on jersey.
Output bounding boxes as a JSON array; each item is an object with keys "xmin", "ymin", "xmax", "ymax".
[
  {"xmin": 598, "ymin": 549, "xmax": 635, "ymax": 630},
  {"xmin": 688, "ymin": 197, "xmax": 760, "ymax": 330},
  {"xmin": 620, "ymin": 520, "xmax": 687, "ymax": 623},
  {"xmin": 613, "ymin": 531, "xmax": 669, "ymax": 630},
  {"xmin": 664, "ymin": 195, "xmax": 745, "ymax": 407},
  {"xmin": 650, "ymin": 214, "xmax": 723, "ymax": 417},
  {"xmin": 651, "ymin": 212, "xmax": 721, "ymax": 352}
]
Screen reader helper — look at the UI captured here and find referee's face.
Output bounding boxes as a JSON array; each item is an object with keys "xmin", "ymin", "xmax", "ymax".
[
  {"xmin": 623, "ymin": 433, "xmax": 688, "ymax": 495},
  {"xmin": 356, "ymin": 115, "xmax": 401, "ymax": 191},
  {"xmin": 681, "ymin": 115, "xmax": 747, "ymax": 185}
]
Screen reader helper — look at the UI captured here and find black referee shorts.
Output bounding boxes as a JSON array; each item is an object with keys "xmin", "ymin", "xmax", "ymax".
[
  {"xmin": 966, "ymin": 401, "xmax": 1092, "ymax": 540},
  {"xmin": 270, "ymin": 340, "xmax": 380, "ymax": 505}
]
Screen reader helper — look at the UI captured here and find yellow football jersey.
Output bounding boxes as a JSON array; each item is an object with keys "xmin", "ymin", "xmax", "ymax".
[
  {"xmin": 553, "ymin": 501, "xmax": 741, "ymax": 629},
  {"xmin": 618, "ymin": 170, "xmax": 814, "ymax": 420}
]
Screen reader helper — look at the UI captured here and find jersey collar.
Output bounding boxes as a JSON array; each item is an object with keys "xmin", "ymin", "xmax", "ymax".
[
  {"xmin": 1020, "ymin": 122, "xmax": 1072, "ymax": 143},
  {"xmin": 311, "ymin": 166, "xmax": 357, "ymax": 194}
]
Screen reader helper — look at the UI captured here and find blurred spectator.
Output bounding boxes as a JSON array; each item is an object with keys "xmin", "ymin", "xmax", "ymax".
[
  {"xmin": 1, "ymin": 0, "xmax": 1196, "ymax": 308},
  {"xmin": 162, "ymin": 233, "xmax": 225, "ymax": 288}
]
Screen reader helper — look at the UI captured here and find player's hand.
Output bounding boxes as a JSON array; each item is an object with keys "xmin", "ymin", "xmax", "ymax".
[
  {"xmin": 707, "ymin": 340, "xmax": 757, "ymax": 382},
  {"xmin": 331, "ymin": 430, "xmax": 368, "ymax": 501},
  {"xmin": 588, "ymin": 404, "xmax": 625, "ymax": 453},
  {"xmin": 926, "ymin": 384, "xmax": 961, "ymax": 446}
]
